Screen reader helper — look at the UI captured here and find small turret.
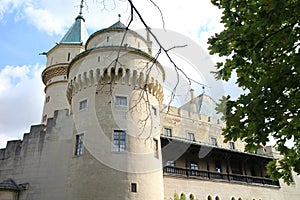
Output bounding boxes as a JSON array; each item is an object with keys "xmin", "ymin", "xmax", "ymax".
[{"xmin": 41, "ymin": 1, "xmax": 89, "ymax": 124}]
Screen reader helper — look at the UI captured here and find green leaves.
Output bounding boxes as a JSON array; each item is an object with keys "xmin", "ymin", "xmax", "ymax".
[{"xmin": 209, "ymin": 0, "xmax": 300, "ymax": 183}]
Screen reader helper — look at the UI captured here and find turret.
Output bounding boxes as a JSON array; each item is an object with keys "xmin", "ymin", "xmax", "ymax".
[
  {"xmin": 67, "ymin": 20, "xmax": 165, "ymax": 199},
  {"xmin": 41, "ymin": 4, "xmax": 89, "ymax": 124}
]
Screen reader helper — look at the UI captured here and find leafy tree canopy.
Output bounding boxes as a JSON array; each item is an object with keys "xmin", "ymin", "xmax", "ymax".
[{"xmin": 208, "ymin": 0, "xmax": 300, "ymax": 184}]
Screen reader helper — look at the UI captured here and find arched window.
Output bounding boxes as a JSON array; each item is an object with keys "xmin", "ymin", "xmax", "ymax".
[
  {"xmin": 207, "ymin": 195, "xmax": 212, "ymax": 200},
  {"xmin": 215, "ymin": 196, "xmax": 220, "ymax": 200},
  {"xmin": 231, "ymin": 197, "xmax": 235, "ymax": 200},
  {"xmin": 238, "ymin": 198, "xmax": 242, "ymax": 200}
]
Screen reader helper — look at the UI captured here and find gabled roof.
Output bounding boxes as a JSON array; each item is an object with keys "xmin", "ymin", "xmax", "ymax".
[
  {"xmin": 180, "ymin": 93, "xmax": 222, "ymax": 119},
  {"xmin": 60, "ymin": 15, "xmax": 89, "ymax": 44}
]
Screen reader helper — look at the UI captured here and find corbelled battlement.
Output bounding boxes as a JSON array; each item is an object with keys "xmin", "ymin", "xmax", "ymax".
[{"xmin": 67, "ymin": 66, "xmax": 164, "ymax": 104}]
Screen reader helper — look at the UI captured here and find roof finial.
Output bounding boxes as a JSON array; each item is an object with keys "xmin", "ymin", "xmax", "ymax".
[
  {"xmin": 118, "ymin": 14, "xmax": 121, "ymax": 22},
  {"xmin": 79, "ymin": 0, "xmax": 84, "ymax": 16}
]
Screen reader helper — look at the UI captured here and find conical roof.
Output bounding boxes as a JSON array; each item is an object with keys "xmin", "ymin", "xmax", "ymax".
[
  {"xmin": 60, "ymin": 15, "xmax": 89, "ymax": 44},
  {"xmin": 107, "ymin": 21, "xmax": 127, "ymax": 29}
]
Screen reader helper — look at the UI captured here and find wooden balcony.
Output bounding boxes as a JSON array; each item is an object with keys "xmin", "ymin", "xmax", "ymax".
[{"xmin": 163, "ymin": 166, "xmax": 280, "ymax": 187}]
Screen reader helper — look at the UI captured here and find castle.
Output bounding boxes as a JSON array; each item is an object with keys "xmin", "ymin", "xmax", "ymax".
[{"xmin": 0, "ymin": 5, "xmax": 299, "ymax": 200}]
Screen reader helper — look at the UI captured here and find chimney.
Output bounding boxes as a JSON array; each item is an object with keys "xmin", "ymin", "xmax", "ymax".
[{"xmin": 190, "ymin": 89, "xmax": 197, "ymax": 113}]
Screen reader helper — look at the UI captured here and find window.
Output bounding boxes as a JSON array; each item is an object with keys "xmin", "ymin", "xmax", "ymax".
[
  {"xmin": 152, "ymin": 106, "xmax": 157, "ymax": 115},
  {"xmin": 45, "ymin": 96, "xmax": 50, "ymax": 103},
  {"xmin": 67, "ymin": 52, "xmax": 70, "ymax": 61},
  {"xmin": 215, "ymin": 160, "xmax": 222, "ymax": 172},
  {"xmin": 229, "ymin": 142, "xmax": 235, "ymax": 149},
  {"xmin": 164, "ymin": 128, "xmax": 172, "ymax": 137},
  {"xmin": 187, "ymin": 132, "xmax": 195, "ymax": 141},
  {"xmin": 79, "ymin": 99, "xmax": 88, "ymax": 110},
  {"xmin": 153, "ymin": 138, "xmax": 159, "ymax": 158},
  {"xmin": 131, "ymin": 183, "xmax": 137, "ymax": 193},
  {"xmin": 211, "ymin": 137, "xmax": 217, "ymax": 146},
  {"xmin": 107, "ymin": 36, "xmax": 109, "ymax": 42},
  {"xmin": 75, "ymin": 134, "xmax": 84, "ymax": 156},
  {"xmin": 115, "ymin": 96, "xmax": 127, "ymax": 106},
  {"xmin": 42, "ymin": 114, "xmax": 47, "ymax": 122},
  {"xmin": 207, "ymin": 195, "xmax": 212, "ymax": 200},
  {"xmin": 113, "ymin": 130, "xmax": 126, "ymax": 152},
  {"xmin": 97, "ymin": 56, "xmax": 100, "ymax": 62}
]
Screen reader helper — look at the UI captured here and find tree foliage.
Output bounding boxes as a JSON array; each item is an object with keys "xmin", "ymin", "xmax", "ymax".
[{"xmin": 208, "ymin": 0, "xmax": 300, "ymax": 183}]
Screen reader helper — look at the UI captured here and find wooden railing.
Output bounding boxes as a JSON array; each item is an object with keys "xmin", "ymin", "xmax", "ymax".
[{"xmin": 164, "ymin": 166, "xmax": 280, "ymax": 187}]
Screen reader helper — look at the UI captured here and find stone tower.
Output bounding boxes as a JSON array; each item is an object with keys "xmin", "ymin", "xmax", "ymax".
[
  {"xmin": 66, "ymin": 19, "xmax": 165, "ymax": 199},
  {"xmin": 41, "ymin": 7, "xmax": 89, "ymax": 124}
]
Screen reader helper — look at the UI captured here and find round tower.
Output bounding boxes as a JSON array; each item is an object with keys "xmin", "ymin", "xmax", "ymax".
[
  {"xmin": 67, "ymin": 21, "xmax": 165, "ymax": 199},
  {"xmin": 41, "ymin": 9, "xmax": 89, "ymax": 124}
]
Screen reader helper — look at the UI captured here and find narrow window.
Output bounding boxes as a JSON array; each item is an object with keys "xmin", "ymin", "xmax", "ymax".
[
  {"xmin": 107, "ymin": 36, "xmax": 109, "ymax": 42},
  {"xmin": 152, "ymin": 106, "xmax": 157, "ymax": 115},
  {"xmin": 42, "ymin": 114, "xmax": 47, "ymax": 122},
  {"xmin": 229, "ymin": 142, "xmax": 235, "ymax": 149},
  {"xmin": 164, "ymin": 128, "xmax": 172, "ymax": 137},
  {"xmin": 153, "ymin": 138, "xmax": 159, "ymax": 158},
  {"xmin": 187, "ymin": 132, "xmax": 195, "ymax": 141},
  {"xmin": 115, "ymin": 96, "xmax": 127, "ymax": 106},
  {"xmin": 45, "ymin": 96, "xmax": 50, "ymax": 103},
  {"xmin": 211, "ymin": 137, "xmax": 217, "ymax": 146},
  {"xmin": 208, "ymin": 116, "xmax": 211, "ymax": 122},
  {"xmin": 131, "ymin": 183, "xmax": 137, "ymax": 193},
  {"xmin": 75, "ymin": 134, "xmax": 84, "ymax": 156},
  {"xmin": 67, "ymin": 52, "xmax": 71, "ymax": 61},
  {"xmin": 98, "ymin": 56, "xmax": 100, "ymax": 62},
  {"xmin": 113, "ymin": 130, "xmax": 126, "ymax": 152},
  {"xmin": 79, "ymin": 99, "xmax": 88, "ymax": 110}
]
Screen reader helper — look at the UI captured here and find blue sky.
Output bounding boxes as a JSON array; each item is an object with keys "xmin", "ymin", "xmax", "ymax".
[{"xmin": 0, "ymin": 0, "xmax": 241, "ymax": 148}]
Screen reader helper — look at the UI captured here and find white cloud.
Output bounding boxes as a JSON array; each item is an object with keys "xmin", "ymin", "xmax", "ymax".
[
  {"xmin": 0, "ymin": 64, "xmax": 44, "ymax": 148},
  {"xmin": 24, "ymin": 4, "xmax": 67, "ymax": 35},
  {"xmin": 0, "ymin": 0, "xmax": 26, "ymax": 21}
]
